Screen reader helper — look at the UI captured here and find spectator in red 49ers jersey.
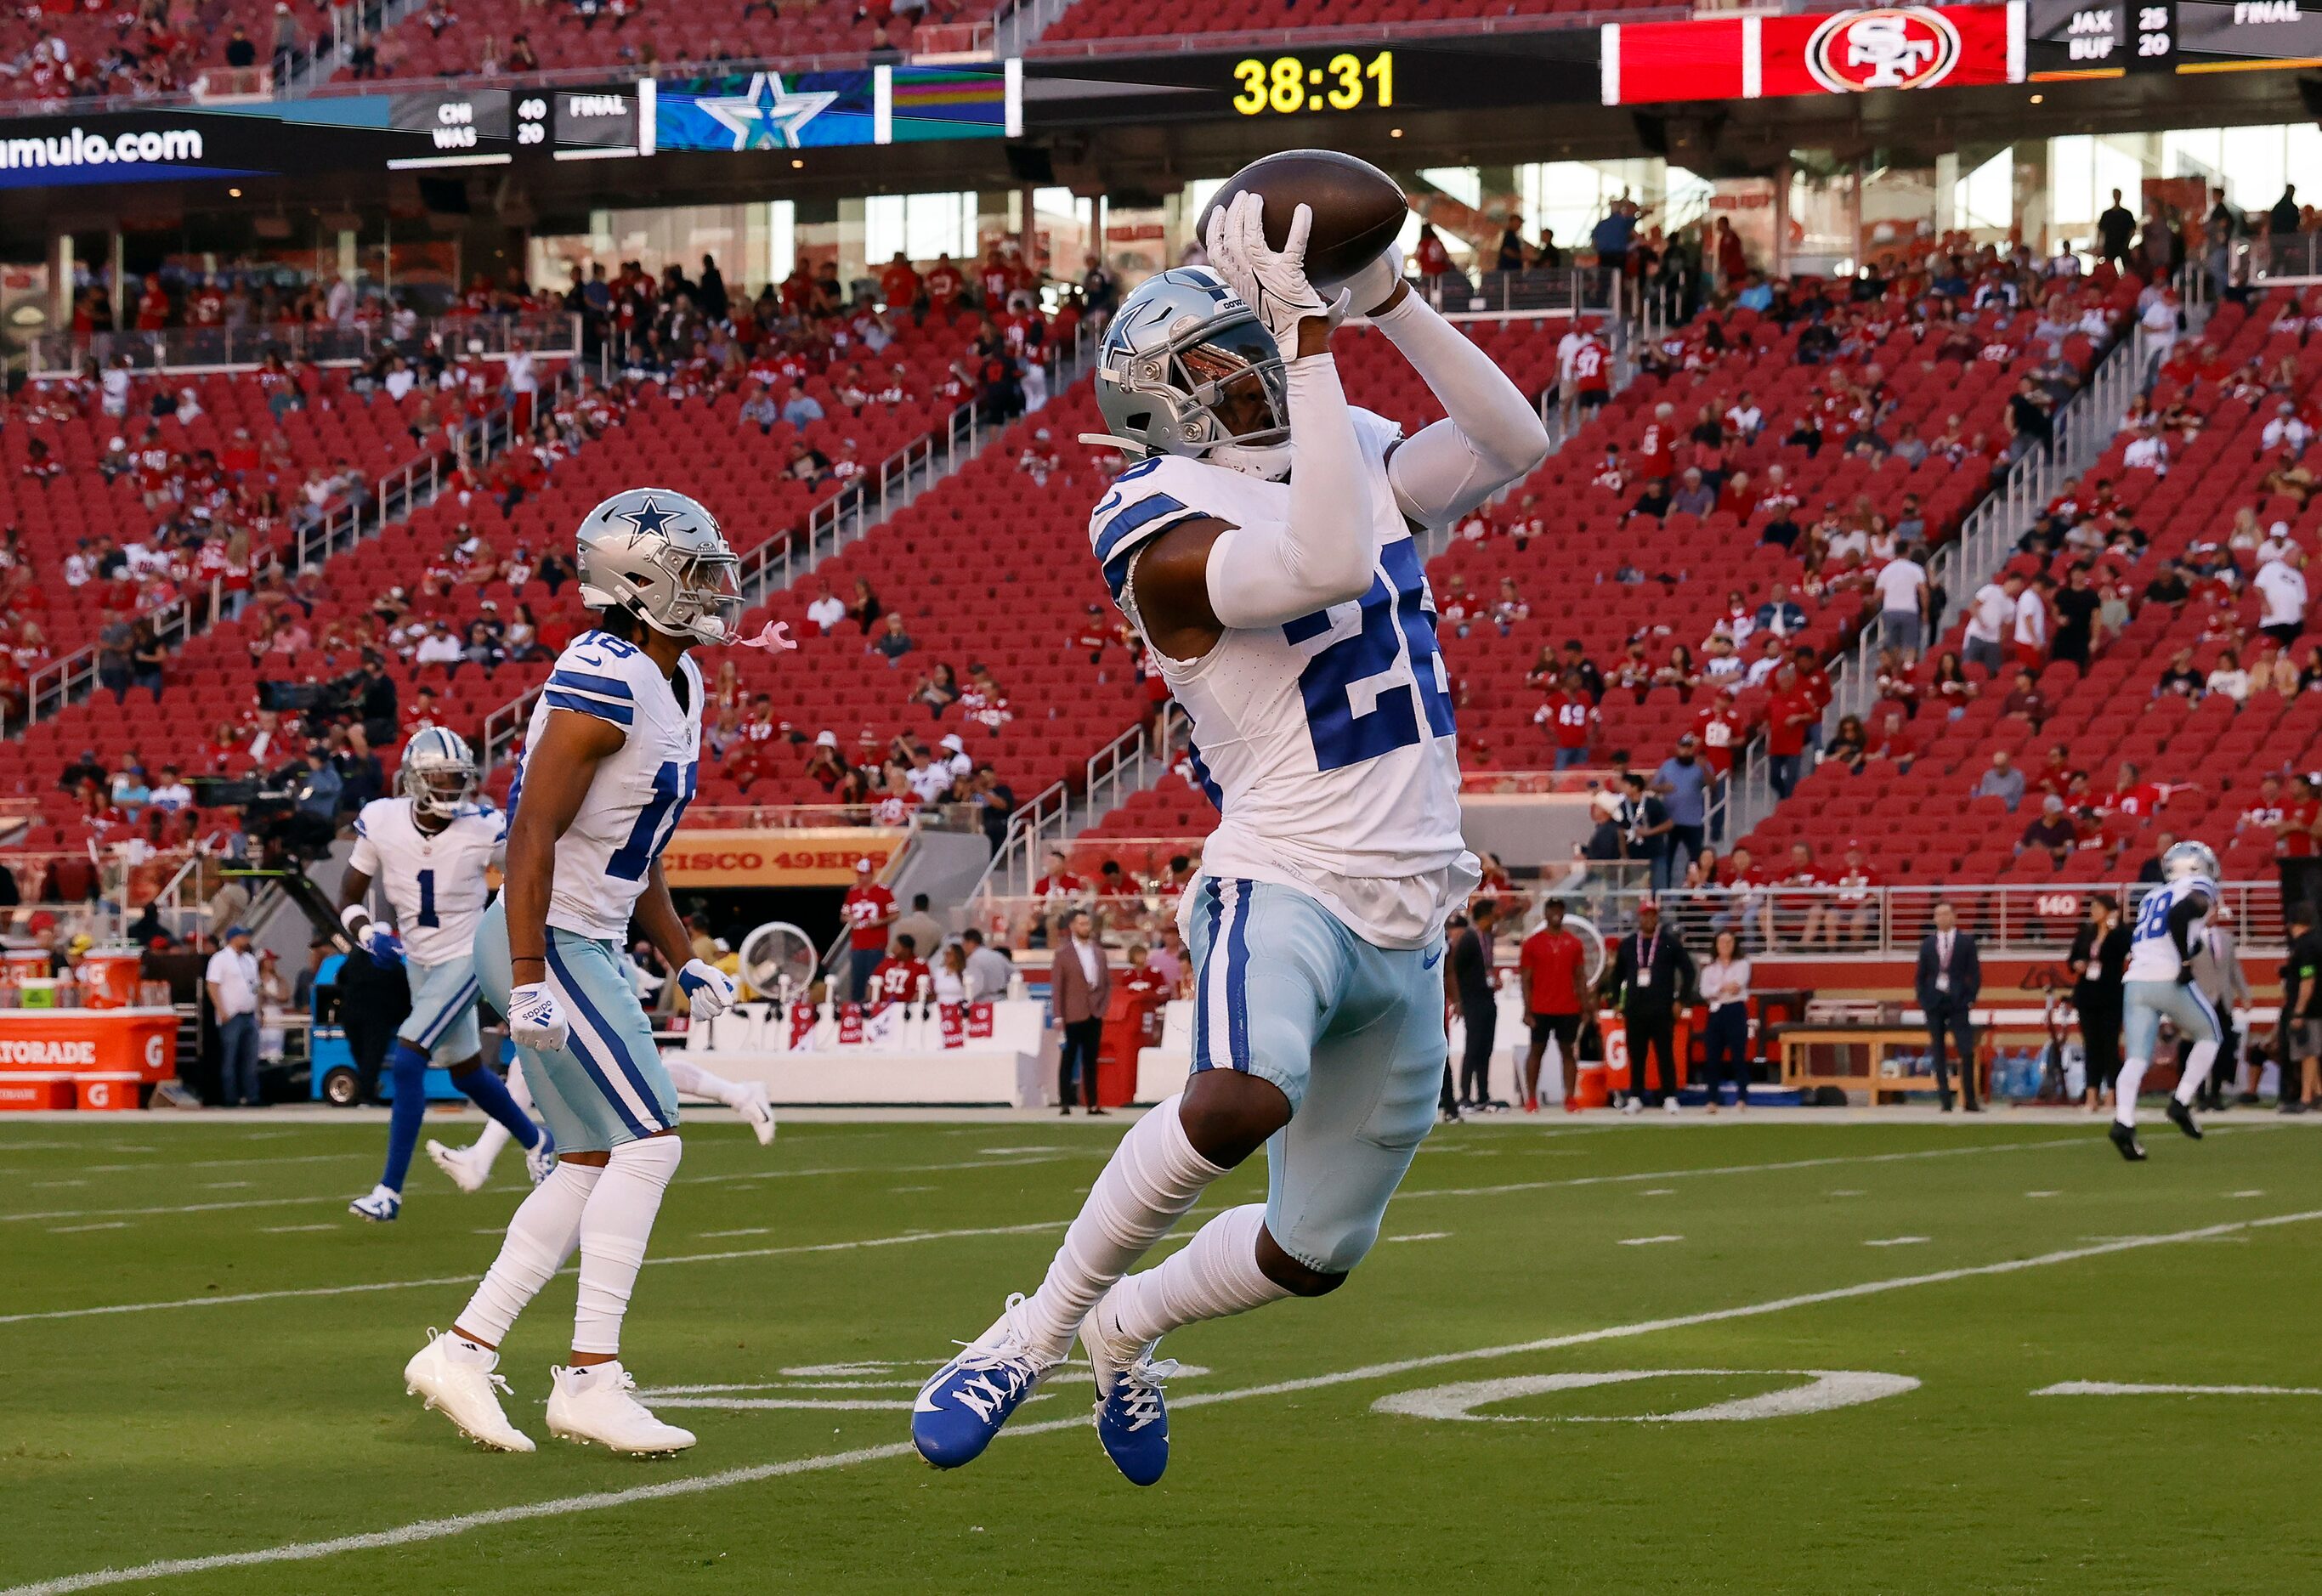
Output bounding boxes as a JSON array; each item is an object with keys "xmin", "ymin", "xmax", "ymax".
[
  {"xmin": 1694, "ymin": 687, "xmax": 1747, "ymax": 776},
  {"xmin": 842, "ymin": 858, "xmax": 898, "ymax": 1004},
  {"xmin": 1534, "ymin": 670, "xmax": 1598, "ymax": 770},
  {"xmin": 870, "ymin": 934, "xmax": 932, "ymax": 1011}
]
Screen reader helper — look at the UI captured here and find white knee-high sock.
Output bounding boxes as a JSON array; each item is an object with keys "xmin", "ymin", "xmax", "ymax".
[
  {"xmin": 1018, "ymin": 1095, "xmax": 1228, "ymax": 1360},
  {"xmin": 469, "ymin": 1065, "xmax": 534, "ymax": 1175},
  {"xmin": 572, "ymin": 1135, "xmax": 682, "ymax": 1356},
  {"xmin": 454, "ymin": 1159, "xmax": 602, "ymax": 1346},
  {"xmin": 665, "ymin": 1057, "xmax": 742, "ymax": 1107},
  {"xmin": 2173, "ymin": 1039, "xmax": 2221, "ymax": 1105},
  {"xmin": 2115, "ymin": 1058, "xmax": 2149, "ymax": 1127},
  {"xmin": 1096, "ymin": 1203, "xmax": 1294, "ymax": 1350}
]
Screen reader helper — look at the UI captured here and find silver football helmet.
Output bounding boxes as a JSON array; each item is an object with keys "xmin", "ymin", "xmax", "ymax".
[
  {"xmin": 575, "ymin": 487, "xmax": 744, "ymax": 645},
  {"xmin": 1085, "ymin": 267, "xmax": 1294, "ymax": 481},
  {"xmin": 400, "ymin": 726, "xmax": 477, "ymax": 822},
  {"xmin": 2161, "ymin": 840, "xmax": 2219, "ymax": 884}
]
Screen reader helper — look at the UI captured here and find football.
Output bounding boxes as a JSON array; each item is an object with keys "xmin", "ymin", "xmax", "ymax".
[{"xmin": 1193, "ymin": 149, "xmax": 1408, "ymax": 288}]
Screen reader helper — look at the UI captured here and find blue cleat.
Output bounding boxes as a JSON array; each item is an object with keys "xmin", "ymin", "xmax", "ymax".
[
  {"xmin": 1083, "ymin": 1307, "xmax": 1173, "ymax": 1486},
  {"xmin": 912, "ymin": 1293, "xmax": 1056, "ymax": 1469},
  {"xmin": 349, "ymin": 1184, "xmax": 402, "ymax": 1222}
]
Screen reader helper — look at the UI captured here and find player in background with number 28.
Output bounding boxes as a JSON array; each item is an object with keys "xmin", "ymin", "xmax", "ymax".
[
  {"xmin": 402, "ymin": 487, "xmax": 752, "ymax": 1457},
  {"xmin": 912, "ymin": 192, "xmax": 1548, "ymax": 1484}
]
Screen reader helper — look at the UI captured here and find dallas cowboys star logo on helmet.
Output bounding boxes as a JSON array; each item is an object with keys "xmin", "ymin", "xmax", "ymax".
[{"xmin": 619, "ymin": 494, "xmax": 680, "ymax": 539}]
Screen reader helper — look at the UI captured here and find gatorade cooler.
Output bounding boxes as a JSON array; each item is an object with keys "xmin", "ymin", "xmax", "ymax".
[
  {"xmin": 80, "ymin": 948, "xmax": 144, "ymax": 1010},
  {"xmin": 1572, "ymin": 1066, "xmax": 1613, "ymax": 1109},
  {"xmin": 76, "ymin": 1072, "xmax": 142, "ymax": 1111},
  {"xmin": 3, "ymin": 948, "xmax": 49, "ymax": 984},
  {"xmin": 0, "ymin": 1074, "xmax": 71, "ymax": 1110}
]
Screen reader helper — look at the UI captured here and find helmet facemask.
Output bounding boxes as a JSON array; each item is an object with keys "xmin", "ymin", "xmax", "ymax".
[{"xmin": 648, "ymin": 542, "xmax": 746, "ymax": 646}]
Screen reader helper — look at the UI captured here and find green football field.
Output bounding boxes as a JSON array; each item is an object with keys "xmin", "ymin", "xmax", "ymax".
[{"xmin": 4, "ymin": 1108, "xmax": 2319, "ymax": 1595}]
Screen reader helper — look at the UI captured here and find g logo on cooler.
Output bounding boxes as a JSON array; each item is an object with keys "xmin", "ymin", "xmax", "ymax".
[{"xmin": 1804, "ymin": 7, "xmax": 1964, "ymax": 93}]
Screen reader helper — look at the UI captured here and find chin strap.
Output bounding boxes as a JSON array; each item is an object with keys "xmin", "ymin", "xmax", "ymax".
[{"xmin": 1078, "ymin": 433, "xmax": 1147, "ymax": 454}]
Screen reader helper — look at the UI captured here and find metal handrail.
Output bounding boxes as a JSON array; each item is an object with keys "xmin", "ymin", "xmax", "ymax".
[
  {"xmin": 3, "ymin": 365, "xmax": 567, "ymax": 739},
  {"xmin": 1720, "ymin": 318, "xmax": 2147, "ymax": 840},
  {"xmin": 29, "ymin": 312, "xmax": 580, "ymax": 380}
]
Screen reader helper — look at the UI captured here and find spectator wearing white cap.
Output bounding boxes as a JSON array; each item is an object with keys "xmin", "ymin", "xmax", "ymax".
[{"xmin": 937, "ymin": 733, "xmax": 971, "ymax": 782}]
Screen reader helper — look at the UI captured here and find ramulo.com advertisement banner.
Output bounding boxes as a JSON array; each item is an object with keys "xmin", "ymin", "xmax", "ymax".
[{"xmin": 1602, "ymin": 3, "xmax": 2025, "ymax": 105}]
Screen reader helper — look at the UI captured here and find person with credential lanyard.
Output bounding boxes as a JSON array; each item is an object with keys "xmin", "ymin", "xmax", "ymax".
[
  {"xmin": 1606, "ymin": 900, "xmax": 1694, "ymax": 1112},
  {"xmin": 1915, "ymin": 899, "xmax": 1983, "ymax": 1112}
]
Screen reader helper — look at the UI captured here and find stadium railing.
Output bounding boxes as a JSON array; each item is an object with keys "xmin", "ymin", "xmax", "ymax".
[
  {"xmin": 2239, "ymin": 232, "xmax": 2322, "ymax": 286},
  {"xmin": 968, "ymin": 710, "xmax": 1188, "ymax": 906},
  {"xmin": 26, "ymin": 312, "xmax": 580, "ymax": 380},
  {"xmin": 972, "ymin": 876, "xmax": 2290, "ymax": 959}
]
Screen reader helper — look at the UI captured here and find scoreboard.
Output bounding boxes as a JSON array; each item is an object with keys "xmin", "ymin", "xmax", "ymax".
[{"xmin": 2029, "ymin": 0, "xmax": 2322, "ymax": 75}]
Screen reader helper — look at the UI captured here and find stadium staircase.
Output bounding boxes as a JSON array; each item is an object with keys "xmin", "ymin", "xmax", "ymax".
[
  {"xmin": 1739, "ymin": 285, "xmax": 2322, "ymax": 927},
  {"xmin": 469, "ymin": 324, "xmax": 1102, "ymax": 782},
  {"xmin": 1721, "ymin": 303, "xmax": 2156, "ymax": 840},
  {"xmin": 0, "ymin": 361, "xmax": 570, "ymax": 855}
]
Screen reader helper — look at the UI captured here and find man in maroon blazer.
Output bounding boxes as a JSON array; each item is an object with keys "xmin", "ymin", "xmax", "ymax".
[{"xmin": 1051, "ymin": 908, "xmax": 1112, "ymax": 1115}]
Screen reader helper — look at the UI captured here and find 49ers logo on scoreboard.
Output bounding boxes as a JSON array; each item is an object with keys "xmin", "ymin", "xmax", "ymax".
[{"xmin": 1803, "ymin": 7, "xmax": 1965, "ymax": 92}]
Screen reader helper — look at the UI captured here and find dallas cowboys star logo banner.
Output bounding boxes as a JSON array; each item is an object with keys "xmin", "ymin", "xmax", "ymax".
[{"xmin": 651, "ymin": 65, "xmax": 1015, "ymax": 152}]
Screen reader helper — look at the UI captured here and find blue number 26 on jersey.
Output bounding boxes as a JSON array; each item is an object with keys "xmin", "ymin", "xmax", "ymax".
[{"xmin": 1282, "ymin": 539, "xmax": 1456, "ymax": 773}]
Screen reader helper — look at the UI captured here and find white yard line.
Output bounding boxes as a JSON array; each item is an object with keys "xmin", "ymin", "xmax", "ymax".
[
  {"xmin": 0, "ymin": 1222, "xmax": 1068, "ymax": 1327},
  {"xmin": 0, "ymin": 1154, "xmax": 1076, "ymax": 1226},
  {"xmin": 1617, "ymin": 1235, "xmax": 1684, "ymax": 1246},
  {"xmin": 2036, "ymin": 1381, "xmax": 2322, "ymax": 1397},
  {"xmin": 1396, "ymin": 1135, "xmax": 2092, "ymax": 1203},
  {"xmin": 10, "ymin": 1204, "xmax": 2318, "ymax": 1596},
  {"xmin": 1864, "ymin": 1237, "xmax": 1930, "ymax": 1247},
  {"xmin": 0, "ymin": 1134, "xmax": 2183, "ymax": 1319},
  {"xmin": 43, "ymin": 1222, "xmax": 127, "ymax": 1235}
]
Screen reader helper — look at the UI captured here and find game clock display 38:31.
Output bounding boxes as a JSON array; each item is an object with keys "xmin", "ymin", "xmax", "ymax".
[{"xmin": 1231, "ymin": 50, "xmax": 1395, "ymax": 115}]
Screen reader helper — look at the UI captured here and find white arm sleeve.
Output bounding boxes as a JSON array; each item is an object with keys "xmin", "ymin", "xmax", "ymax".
[
  {"xmin": 1372, "ymin": 291, "xmax": 1552, "ymax": 527},
  {"xmin": 1204, "ymin": 353, "xmax": 1378, "ymax": 630}
]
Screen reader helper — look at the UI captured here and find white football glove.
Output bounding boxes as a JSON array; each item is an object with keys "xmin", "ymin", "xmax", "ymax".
[
  {"xmin": 677, "ymin": 959, "xmax": 738, "ymax": 1022},
  {"xmin": 506, "ymin": 981, "xmax": 569, "ymax": 1053},
  {"xmin": 1204, "ymin": 190, "xmax": 1350, "ymax": 352}
]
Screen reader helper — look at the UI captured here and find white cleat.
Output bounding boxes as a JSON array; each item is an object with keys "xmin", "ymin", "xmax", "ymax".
[
  {"xmin": 546, "ymin": 1362, "xmax": 697, "ymax": 1455},
  {"xmin": 524, "ymin": 1126, "xmax": 558, "ymax": 1186},
  {"xmin": 404, "ymin": 1330, "xmax": 535, "ymax": 1452},
  {"xmin": 350, "ymin": 1184, "xmax": 402, "ymax": 1222},
  {"xmin": 1665, "ymin": 1097, "xmax": 1681, "ymax": 1115},
  {"xmin": 733, "ymin": 1081, "xmax": 778, "ymax": 1146},
  {"xmin": 427, "ymin": 1140, "xmax": 489, "ymax": 1194}
]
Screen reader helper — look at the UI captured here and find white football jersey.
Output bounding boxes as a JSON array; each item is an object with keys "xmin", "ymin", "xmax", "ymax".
[
  {"xmin": 2125, "ymin": 874, "xmax": 2217, "ymax": 983},
  {"xmin": 346, "ymin": 797, "xmax": 505, "ymax": 968},
  {"xmin": 1095, "ymin": 409, "xmax": 1475, "ymax": 949},
  {"xmin": 513, "ymin": 627, "xmax": 703, "ymax": 942}
]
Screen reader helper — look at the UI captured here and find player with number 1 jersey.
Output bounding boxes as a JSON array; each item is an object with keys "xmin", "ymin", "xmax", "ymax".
[
  {"xmin": 342, "ymin": 727, "xmax": 549, "ymax": 1224},
  {"xmin": 913, "ymin": 191, "xmax": 1548, "ymax": 1485}
]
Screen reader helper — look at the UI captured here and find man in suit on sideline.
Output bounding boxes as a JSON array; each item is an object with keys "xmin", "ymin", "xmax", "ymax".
[
  {"xmin": 1917, "ymin": 899, "xmax": 1984, "ymax": 1112},
  {"xmin": 1051, "ymin": 908, "xmax": 1112, "ymax": 1116},
  {"xmin": 1605, "ymin": 899, "xmax": 1696, "ymax": 1112}
]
